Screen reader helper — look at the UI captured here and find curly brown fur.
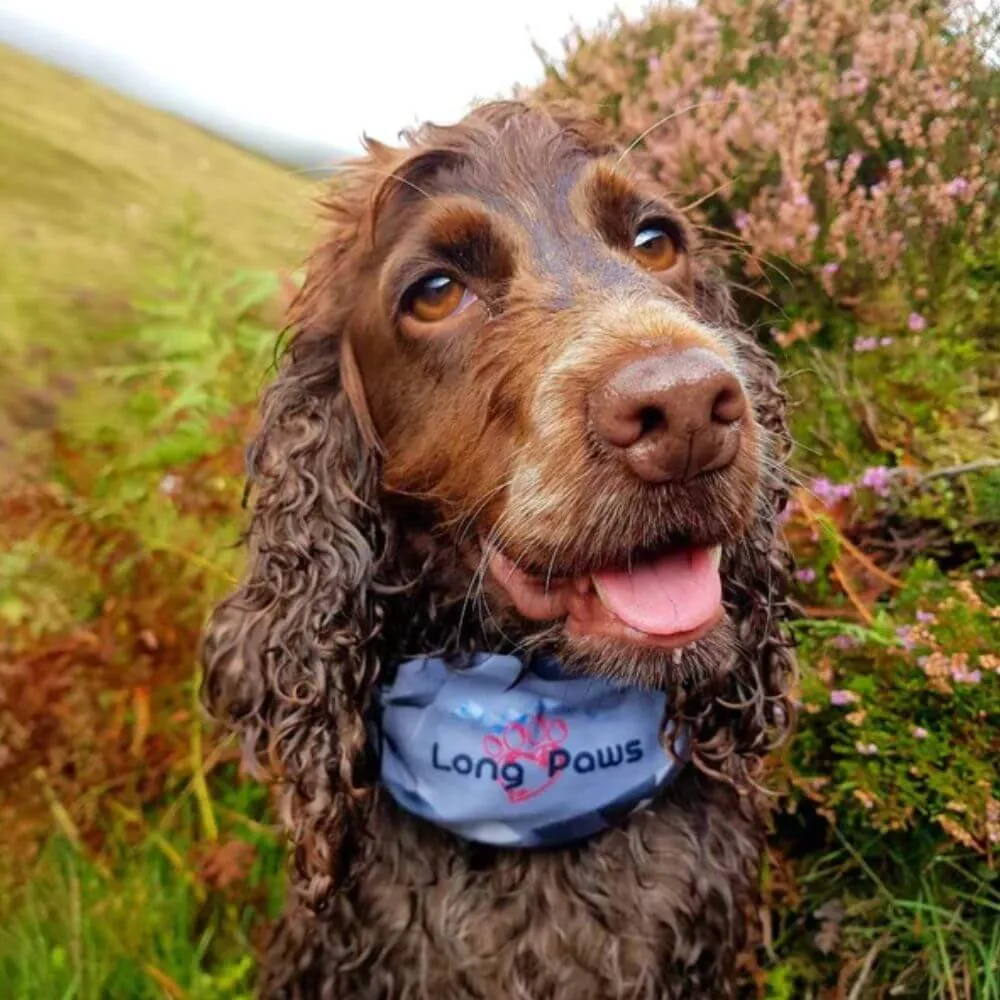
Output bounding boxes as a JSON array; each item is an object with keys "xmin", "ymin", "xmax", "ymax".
[{"xmin": 202, "ymin": 99, "xmax": 794, "ymax": 999}]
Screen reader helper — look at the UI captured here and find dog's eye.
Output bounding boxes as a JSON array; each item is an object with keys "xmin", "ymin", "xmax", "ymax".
[
  {"xmin": 403, "ymin": 274, "xmax": 475, "ymax": 324},
  {"xmin": 631, "ymin": 225, "xmax": 678, "ymax": 272}
]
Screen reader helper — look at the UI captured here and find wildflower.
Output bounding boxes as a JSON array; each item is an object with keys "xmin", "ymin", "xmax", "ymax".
[
  {"xmin": 907, "ymin": 312, "xmax": 928, "ymax": 332},
  {"xmin": 879, "ymin": 337, "xmax": 894, "ymax": 347},
  {"xmin": 896, "ymin": 625, "xmax": 917, "ymax": 650},
  {"xmin": 860, "ymin": 466, "xmax": 892, "ymax": 496},
  {"xmin": 810, "ymin": 477, "xmax": 852, "ymax": 506},
  {"xmin": 733, "ymin": 210, "xmax": 750, "ymax": 231},
  {"xmin": 912, "ymin": 726, "xmax": 929, "ymax": 740},
  {"xmin": 945, "ymin": 177, "xmax": 969, "ymax": 197},
  {"xmin": 822, "ymin": 262, "xmax": 839, "ymax": 275},
  {"xmin": 830, "ymin": 689, "xmax": 859, "ymax": 706},
  {"xmin": 916, "ymin": 610, "xmax": 935, "ymax": 623},
  {"xmin": 159, "ymin": 474, "xmax": 182, "ymax": 496},
  {"xmin": 952, "ymin": 667, "xmax": 982, "ymax": 685},
  {"xmin": 795, "ymin": 567, "xmax": 817, "ymax": 584},
  {"xmin": 887, "ymin": 158, "xmax": 903, "ymax": 172},
  {"xmin": 832, "ymin": 634, "xmax": 858, "ymax": 651},
  {"xmin": 855, "ymin": 741, "xmax": 879, "ymax": 756}
]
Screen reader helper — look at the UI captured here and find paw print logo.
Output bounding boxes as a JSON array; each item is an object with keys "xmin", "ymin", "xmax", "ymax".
[{"xmin": 483, "ymin": 714, "xmax": 569, "ymax": 803}]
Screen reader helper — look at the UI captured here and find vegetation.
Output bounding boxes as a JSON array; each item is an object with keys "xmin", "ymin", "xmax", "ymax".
[
  {"xmin": 0, "ymin": 44, "xmax": 312, "ymax": 997},
  {"xmin": 1, "ymin": 2, "xmax": 999, "ymax": 995}
]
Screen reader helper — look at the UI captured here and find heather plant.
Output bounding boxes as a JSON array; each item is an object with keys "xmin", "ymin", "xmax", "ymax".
[{"xmin": 533, "ymin": 1, "xmax": 1000, "ymax": 995}]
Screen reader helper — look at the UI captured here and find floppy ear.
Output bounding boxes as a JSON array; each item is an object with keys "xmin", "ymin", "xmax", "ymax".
[{"xmin": 201, "ymin": 209, "xmax": 390, "ymax": 911}]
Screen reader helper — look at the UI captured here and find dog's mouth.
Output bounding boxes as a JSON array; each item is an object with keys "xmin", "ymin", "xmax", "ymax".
[{"xmin": 487, "ymin": 543, "xmax": 724, "ymax": 649}]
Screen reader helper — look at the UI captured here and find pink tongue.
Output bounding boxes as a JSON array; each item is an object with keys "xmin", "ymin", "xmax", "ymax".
[{"xmin": 592, "ymin": 547, "xmax": 721, "ymax": 635}]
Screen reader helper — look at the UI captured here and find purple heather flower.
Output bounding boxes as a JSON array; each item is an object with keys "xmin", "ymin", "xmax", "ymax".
[
  {"xmin": 733, "ymin": 210, "xmax": 750, "ymax": 231},
  {"xmin": 854, "ymin": 336, "xmax": 878, "ymax": 352},
  {"xmin": 952, "ymin": 667, "xmax": 982, "ymax": 685},
  {"xmin": 822, "ymin": 261, "xmax": 840, "ymax": 275},
  {"xmin": 945, "ymin": 177, "xmax": 970, "ymax": 197},
  {"xmin": 916, "ymin": 610, "xmax": 935, "ymax": 623},
  {"xmin": 795, "ymin": 567, "xmax": 817, "ymax": 584},
  {"xmin": 809, "ymin": 477, "xmax": 842, "ymax": 505},
  {"xmin": 896, "ymin": 625, "xmax": 916, "ymax": 650},
  {"xmin": 860, "ymin": 466, "xmax": 892, "ymax": 496},
  {"xmin": 912, "ymin": 726, "xmax": 929, "ymax": 740},
  {"xmin": 830, "ymin": 690, "xmax": 858, "ymax": 706},
  {"xmin": 908, "ymin": 312, "xmax": 928, "ymax": 332}
]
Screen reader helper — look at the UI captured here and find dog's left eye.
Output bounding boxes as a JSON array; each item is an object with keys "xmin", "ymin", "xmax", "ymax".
[
  {"xmin": 631, "ymin": 225, "xmax": 678, "ymax": 272},
  {"xmin": 403, "ymin": 274, "xmax": 477, "ymax": 324}
]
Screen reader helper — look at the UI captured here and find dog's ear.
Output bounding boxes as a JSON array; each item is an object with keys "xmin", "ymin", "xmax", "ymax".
[{"xmin": 201, "ymin": 189, "xmax": 389, "ymax": 912}]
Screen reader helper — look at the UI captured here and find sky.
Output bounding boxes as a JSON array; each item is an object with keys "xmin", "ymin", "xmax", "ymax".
[{"xmin": 0, "ymin": 0, "xmax": 653, "ymax": 167}]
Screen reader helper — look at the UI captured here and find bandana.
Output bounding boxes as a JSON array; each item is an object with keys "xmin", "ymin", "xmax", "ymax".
[{"xmin": 373, "ymin": 653, "xmax": 687, "ymax": 848}]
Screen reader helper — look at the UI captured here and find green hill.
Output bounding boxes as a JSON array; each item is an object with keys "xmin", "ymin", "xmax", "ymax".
[{"xmin": 0, "ymin": 43, "xmax": 317, "ymax": 473}]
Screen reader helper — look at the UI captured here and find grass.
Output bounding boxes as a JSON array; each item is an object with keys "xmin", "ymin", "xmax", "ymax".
[{"xmin": 0, "ymin": 777, "xmax": 285, "ymax": 1000}]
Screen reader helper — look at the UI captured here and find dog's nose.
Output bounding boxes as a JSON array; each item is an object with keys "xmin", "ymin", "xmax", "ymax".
[{"xmin": 589, "ymin": 348, "xmax": 747, "ymax": 483}]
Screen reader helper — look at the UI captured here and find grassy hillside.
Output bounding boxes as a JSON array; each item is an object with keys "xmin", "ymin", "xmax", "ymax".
[
  {"xmin": 0, "ymin": 43, "xmax": 317, "ymax": 480},
  {"xmin": 0, "ymin": 47, "xmax": 317, "ymax": 998}
]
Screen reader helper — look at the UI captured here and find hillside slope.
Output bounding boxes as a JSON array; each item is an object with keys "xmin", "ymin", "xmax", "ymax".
[{"xmin": 0, "ymin": 44, "xmax": 317, "ymax": 467}]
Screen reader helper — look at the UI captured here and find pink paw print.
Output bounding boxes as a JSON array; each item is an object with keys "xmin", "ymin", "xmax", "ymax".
[{"xmin": 483, "ymin": 714, "xmax": 569, "ymax": 803}]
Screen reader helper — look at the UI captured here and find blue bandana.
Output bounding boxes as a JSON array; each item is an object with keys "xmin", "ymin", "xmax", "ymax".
[{"xmin": 373, "ymin": 653, "xmax": 688, "ymax": 848}]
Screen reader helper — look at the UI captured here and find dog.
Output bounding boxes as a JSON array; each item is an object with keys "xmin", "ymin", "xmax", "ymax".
[{"xmin": 202, "ymin": 99, "xmax": 794, "ymax": 999}]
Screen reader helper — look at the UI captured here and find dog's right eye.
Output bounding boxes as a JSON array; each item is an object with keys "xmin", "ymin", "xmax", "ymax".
[{"xmin": 403, "ymin": 274, "xmax": 475, "ymax": 324}]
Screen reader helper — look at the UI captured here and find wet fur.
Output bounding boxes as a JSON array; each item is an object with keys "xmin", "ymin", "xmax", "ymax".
[{"xmin": 201, "ymin": 100, "xmax": 794, "ymax": 999}]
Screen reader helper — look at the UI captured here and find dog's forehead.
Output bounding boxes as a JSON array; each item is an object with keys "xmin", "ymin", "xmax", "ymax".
[
  {"xmin": 437, "ymin": 130, "xmax": 586, "ymax": 223},
  {"xmin": 413, "ymin": 137, "xmax": 647, "ymax": 297}
]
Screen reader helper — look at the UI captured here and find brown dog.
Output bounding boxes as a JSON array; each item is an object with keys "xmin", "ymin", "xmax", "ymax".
[{"xmin": 202, "ymin": 100, "xmax": 794, "ymax": 999}]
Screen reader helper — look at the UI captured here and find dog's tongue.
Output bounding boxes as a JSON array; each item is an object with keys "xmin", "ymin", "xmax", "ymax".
[{"xmin": 591, "ymin": 546, "xmax": 721, "ymax": 636}]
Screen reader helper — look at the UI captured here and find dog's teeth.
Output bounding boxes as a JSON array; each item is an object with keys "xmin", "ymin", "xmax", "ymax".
[{"xmin": 709, "ymin": 545, "xmax": 723, "ymax": 570}]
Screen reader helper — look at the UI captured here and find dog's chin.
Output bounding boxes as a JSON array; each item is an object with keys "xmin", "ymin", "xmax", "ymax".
[
  {"xmin": 556, "ymin": 616, "xmax": 738, "ymax": 690},
  {"xmin": 485, "ymin": 541, "xmax": 738, "ymax": 690}
]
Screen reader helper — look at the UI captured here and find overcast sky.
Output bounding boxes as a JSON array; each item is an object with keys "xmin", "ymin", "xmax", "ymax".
[{"xmin": 0, "ymin": 0, "xmax": 653, "ymax": 166}]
